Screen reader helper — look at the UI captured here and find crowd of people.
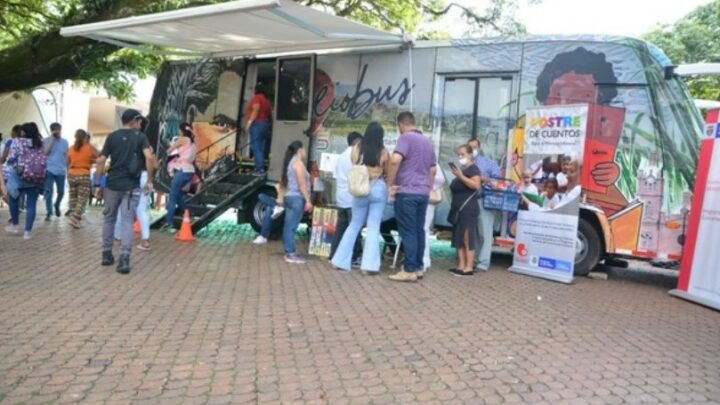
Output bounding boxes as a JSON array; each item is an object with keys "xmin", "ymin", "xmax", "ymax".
[{"xmin": 3, "ymin": 107, "xmax": 580, "ymax": 280}]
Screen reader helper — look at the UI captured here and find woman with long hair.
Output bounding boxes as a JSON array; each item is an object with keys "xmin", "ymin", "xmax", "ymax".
[
  {"xmin": 448, "ymin": 144, "xmax": 481, "ymax": 276},
  {"xmin": 66, "ymin": 129, "xmax": 99, "ymax": 228},
  {"xmin": 162, "ymin": 122, "xmax": 197, "ymax": 229},
  {"xmin": 331, "ymin": 122, "xmax": 389, "ymax": 273},
  {"xmin": 5, "ymin": 122, "xmax": 46, "ymax": 239},
  {"xmin": 281, "ymin": 140, "xmax": 312, "ymax": 264}
]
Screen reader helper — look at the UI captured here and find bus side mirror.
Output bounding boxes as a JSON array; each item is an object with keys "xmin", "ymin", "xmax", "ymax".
[{"xmin": 664, "ymin": 66, "xmax": 676, "ymax": 80}]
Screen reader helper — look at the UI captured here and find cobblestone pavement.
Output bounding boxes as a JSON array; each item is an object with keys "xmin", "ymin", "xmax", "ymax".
[{"xmin": 1, "ymin": 207, "xmax": 719, "ymax": 404}]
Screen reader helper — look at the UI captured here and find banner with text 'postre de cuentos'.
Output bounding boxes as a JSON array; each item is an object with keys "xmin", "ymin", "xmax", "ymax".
[{"xmin": 510, "ymin": 104, "xmax": 588, "ymax": 284}]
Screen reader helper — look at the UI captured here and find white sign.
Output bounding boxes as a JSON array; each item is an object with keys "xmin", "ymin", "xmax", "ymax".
[
  {"xmin": 671, "ymin": 135, "xmax": 720, "ymax": 311},
  {"xmin": 319, "ymin": 152, "xmax": 339, "ymax": 175},
  {"xmin": 510, "ymin": 104, "xmax": 588, "ymax": 284}
]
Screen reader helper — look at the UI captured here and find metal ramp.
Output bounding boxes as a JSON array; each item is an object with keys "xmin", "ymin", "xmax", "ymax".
[{"xmin": 151, "ymin": 170, "xmax": 265, "ymax": 234}]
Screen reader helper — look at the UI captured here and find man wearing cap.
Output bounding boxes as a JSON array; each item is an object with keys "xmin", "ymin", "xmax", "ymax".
[
  {"xmin": 95, "ymin": 109, "xmax": 155, "ymax": 274},
  {"xmin": 245, "ymin": 82, "xmax": 272, "ymax": 175}
]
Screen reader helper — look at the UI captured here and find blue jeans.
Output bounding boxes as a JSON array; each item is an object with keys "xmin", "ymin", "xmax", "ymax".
[
  {"xmin": 250, "ymin": 121, "xmax": 269, "ymax": 172},
  {"xmin": 44, "ymin": 172, "xmax": 65, "ymax": 215},
  {"xmin": 9, "ymin": 186, "xmax": 40, "ymax": 231},
  {"xmin": 258, "ymin": 193, "xmax": 276, "ymax": 238},
  {"xmin": 166, "ymin": 171, "xmax": 193, "ymax": 225},
  {"xmin": 283, "ymin": 195, "xmax": 305, "ymax": 255},
  {"xmin": 394, "ymin": 193, "xmax": 429, "ymax": 272},
  {"xmin": 332, "ymin": 180, "xmax": 387, "ymax": 272},
  {"xmin": 115, "ymin": 172, "xmax": 150, "ymax": 240}
]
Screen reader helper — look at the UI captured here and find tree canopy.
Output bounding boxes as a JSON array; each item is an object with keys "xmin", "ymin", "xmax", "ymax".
[
  {"xmin": 0, "ymin": 0, "xmax": 529, "ymax": 101},
  {"xmin": 643, "ymin": 0, "xmax": 720, "ymax": 101}
]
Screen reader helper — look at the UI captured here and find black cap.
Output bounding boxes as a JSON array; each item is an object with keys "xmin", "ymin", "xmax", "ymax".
[{"xmin": 121, "ymin": 108, "xmax": 145, "ymax": 125}]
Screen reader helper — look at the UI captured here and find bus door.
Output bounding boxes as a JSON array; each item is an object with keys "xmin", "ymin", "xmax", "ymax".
[{"xmin": 269, "ymin": 55, "xmax": 316, "ymax": 182}]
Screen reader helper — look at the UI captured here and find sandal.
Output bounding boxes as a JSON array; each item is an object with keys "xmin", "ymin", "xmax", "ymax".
[
  {"xmin": 68, "ymin": 218, "xmax": 81, "ymax": 229},
  {"xmin": 137, "ymin": 242, "xmax": 151, "ymax": 251}
]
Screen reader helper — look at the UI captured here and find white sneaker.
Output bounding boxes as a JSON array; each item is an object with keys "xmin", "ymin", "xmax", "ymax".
[
  {"xmin": 4, "ymin": 224, "xmax": 19, "ymax": 234},
  {"xmin": 23, "ymin": 231, "xmax": 32, "ymax": 240},
  {"xmin": 271, "ymin": 206, "xmax": 285, "ymax": 219},
  {"xmin": 252, "ymin": 235, "xmax": 268, "ymax": 245}
]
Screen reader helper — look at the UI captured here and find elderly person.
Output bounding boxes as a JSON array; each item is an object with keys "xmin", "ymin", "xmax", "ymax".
[{"xmin": 448, "ymin": 144, "xmax": 481, "ymax": 276}]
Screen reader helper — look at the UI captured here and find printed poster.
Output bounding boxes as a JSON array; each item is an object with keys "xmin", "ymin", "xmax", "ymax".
[
  {"xmin": 510, "ymin": 104, "xmax": 588, "ymax": 284},
  {"xmin": 671, "ymin": 109, "xmax": 720, "ymax": 311},
  {"xmin": 308, "ymin": 207, "xmax": 338, "ymax": 258}
]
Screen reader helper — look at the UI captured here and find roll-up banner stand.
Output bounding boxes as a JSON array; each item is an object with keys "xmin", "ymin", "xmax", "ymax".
[
  {"xmin": 669, "ymin": 108, "xmax": 720, "ymax": 311},
  {"xmin": 510, "ymin": 104, "xmax": 588, "ymax": 284}
]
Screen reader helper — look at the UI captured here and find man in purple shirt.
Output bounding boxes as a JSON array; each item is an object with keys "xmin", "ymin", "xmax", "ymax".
[
  {"xmin": 468, "ymin": 138, "xmax": 500, "ymax": 271},
  {"xmin": 386, "ymin": 112, "xmax": 437, "ymax": 282}
]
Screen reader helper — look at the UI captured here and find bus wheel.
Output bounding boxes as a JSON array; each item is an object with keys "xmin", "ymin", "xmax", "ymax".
[
  {"xmin": 575, "ymin": 218, "xmax": 602, "ymax": 276},
  {"xmin": 248, "ymin": 191, "xmax": 283, "ymax": 240}
]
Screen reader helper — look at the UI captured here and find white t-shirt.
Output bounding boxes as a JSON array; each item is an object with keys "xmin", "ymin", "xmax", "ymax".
[
  {"xmin": 432, "ymin": 166, "xmax": 445, "ymax": 191},
  {"xmin": 543, "ymin": 193, "xmax": 561, "ymax": 209},
  {"xmin": 521, "ymin": 183, "xmax": 539, "ymax": 195},
  {"xmin": 334, "ymin": 146, "xmax": 354, "ymax": 209},
  {"xmin": 556, "ymin": 172, "xmax": 568, "ymax": 187}
]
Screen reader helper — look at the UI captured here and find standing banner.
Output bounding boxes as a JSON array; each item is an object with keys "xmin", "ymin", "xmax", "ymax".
[
  {"xmin": 510, "ymin": 104, "xmax": 588, "ymax": 284},
  {"xmin": 669, "ymin": 109, "xmax": 720, "ymax": 311}
]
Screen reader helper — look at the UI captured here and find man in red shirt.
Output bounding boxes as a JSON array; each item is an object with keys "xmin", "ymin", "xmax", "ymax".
[{"xmin": 245, "ymin": 83, "xmax": 272, "ymax": 174}]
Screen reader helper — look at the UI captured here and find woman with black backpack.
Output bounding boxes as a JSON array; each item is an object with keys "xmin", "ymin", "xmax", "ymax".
[{"xmin": 5, "ymin": 122, "xmax": 47, "ymax": 240}]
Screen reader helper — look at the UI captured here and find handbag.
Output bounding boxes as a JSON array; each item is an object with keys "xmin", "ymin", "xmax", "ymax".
[
  {"xmin": 429, "ymin": 188, "xmax": 443, "ymax": 205},
  {"xmin": 348, "ymin": 153, "xmax": 370, "ymax": 197},
  {"xmin": 448, "ymin": 191, "xmax": 477, "ymax": 225}
]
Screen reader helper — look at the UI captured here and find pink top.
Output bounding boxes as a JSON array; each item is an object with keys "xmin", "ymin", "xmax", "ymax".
[{"xmin": 168, "ymin": 141, "xmax": 196, "ymax": 174}]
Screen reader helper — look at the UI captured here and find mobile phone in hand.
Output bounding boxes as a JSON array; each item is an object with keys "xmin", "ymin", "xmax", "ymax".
[{"xmin": 448, "ymin": 162, "xmax": 457, "ymax": 170}]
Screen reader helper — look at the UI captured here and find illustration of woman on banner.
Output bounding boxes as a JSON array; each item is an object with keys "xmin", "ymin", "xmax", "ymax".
[{"xmin": 535, "ymin": 46, "xmax": 628, "ymax": 216}]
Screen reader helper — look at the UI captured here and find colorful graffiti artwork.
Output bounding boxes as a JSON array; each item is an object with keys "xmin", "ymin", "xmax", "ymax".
[{"xmin": 145, "ymin": 59, "xmax": 244, "ymax": 191}]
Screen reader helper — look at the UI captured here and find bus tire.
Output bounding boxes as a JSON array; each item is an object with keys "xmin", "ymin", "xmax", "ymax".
[
  {"xmin": 248, "ymin": 190, "xmax": 283, "ymax": 240},
  {"xmin": 575, "ymin": 218, "xmax": 602, "ymax": 276}
]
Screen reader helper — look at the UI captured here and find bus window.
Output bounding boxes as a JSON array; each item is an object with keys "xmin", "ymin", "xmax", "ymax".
[{"xmin": 276, "ymin": 58, "xmax": 311, "ymax": 122}]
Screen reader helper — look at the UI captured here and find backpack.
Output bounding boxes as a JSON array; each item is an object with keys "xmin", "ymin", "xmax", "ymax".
[{"xmin": 17, "ymin": 142, "xmax": 46, "ymax": 184}]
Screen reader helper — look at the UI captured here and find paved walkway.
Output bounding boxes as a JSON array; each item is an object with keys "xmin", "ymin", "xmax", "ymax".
[{"xmin": 0, "ymin": 208, "xmax": 719, "ymax": 404}]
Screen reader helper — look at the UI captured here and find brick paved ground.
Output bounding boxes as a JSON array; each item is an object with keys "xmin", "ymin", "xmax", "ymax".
[{"xmin": 1, "ymin": 207, "xmax": 719, "ymax": 404}]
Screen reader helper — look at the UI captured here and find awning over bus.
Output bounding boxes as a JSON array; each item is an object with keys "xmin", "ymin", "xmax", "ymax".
[{"xmin": 60, "ymin": 0, "xmax": 408, "ymax": 58}]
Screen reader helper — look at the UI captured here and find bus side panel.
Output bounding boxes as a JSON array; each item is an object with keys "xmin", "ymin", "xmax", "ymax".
[
  {"xmin": 510, "ymin": 40, "xmax": 699, "ymax": 259},
  {"xmin": 312, "ymin": 49, "xmax": 437, "ymax": 209},
  {"xmin": 146, "ymin": 59, "xmax": 245, "ymax": 192}
]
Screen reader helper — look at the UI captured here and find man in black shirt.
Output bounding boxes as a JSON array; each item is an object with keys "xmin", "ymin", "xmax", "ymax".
[{"xmin": 95, "ymin": 109, "xmax": 155, "ymax": 274}]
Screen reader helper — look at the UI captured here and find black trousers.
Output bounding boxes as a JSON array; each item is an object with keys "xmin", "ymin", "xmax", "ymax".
[{"xmin": 330, "ymin": 207, "xmax": 362, "ymax": 261}]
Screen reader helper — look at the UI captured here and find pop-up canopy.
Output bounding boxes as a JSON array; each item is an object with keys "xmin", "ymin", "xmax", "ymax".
[{"xmin": 60, "ymin": 0, "xmax": 407, "ymax": 58}]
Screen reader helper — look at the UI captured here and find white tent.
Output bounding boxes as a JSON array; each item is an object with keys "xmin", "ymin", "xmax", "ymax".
[
  {"xmin": 0, "ymin": 92, "xmax": 47, "ymax": 137},
  {"xmin": 60, "ymin": 0, "xmax": 408, "ymax": 58}
]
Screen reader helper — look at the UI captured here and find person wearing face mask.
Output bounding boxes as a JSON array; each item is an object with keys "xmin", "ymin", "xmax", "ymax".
[
  {"xmin": 448, "ymin": 145, "xmax": 482, "ymax": 276},
  {"xmin": 467, "ymin": 138, "xmax": 500, "ymax": 272}
]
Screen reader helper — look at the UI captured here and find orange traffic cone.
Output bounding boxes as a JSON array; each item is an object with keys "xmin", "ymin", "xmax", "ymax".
[
  {"xmin": 175, "ymin": 210, "xmax": 195, "ymax": 242},
  {"xmin": 133, "ymin": 220, "xmax": 141, "ymax": 233}
]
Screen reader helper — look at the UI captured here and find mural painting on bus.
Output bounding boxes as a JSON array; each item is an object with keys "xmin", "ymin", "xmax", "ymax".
[
  {"xmin": 145, "ymin": 59, "xmax": 244, "ymax": 192},
  {"xmin": 507, "ymin": 42, "xmax": 699, "ymax": 257}
]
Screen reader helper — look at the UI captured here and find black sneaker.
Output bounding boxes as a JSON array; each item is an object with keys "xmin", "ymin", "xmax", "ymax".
[
  {"xmin": 54, "ymin": 206, "xmax": 61, "ymax": 217},
  {"xmin": 116, "ymin": 254, "xmax": 131, "ymax": 274},
  {"xmin": 45, "ymin": 215, "xmax": 51, "ymax": 222},
  {"xmin": 101, "ymin": 251, "xmax": 115, "ymax": 266},
  {"xmin": 64, "ymin": 209, "xmax": 72, "ymax": 217}
]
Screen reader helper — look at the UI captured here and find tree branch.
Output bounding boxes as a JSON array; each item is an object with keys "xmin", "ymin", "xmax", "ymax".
[{"xmin": 420, "ymin": 1, "xmax": 503, "ymax": 33}]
